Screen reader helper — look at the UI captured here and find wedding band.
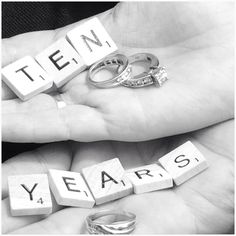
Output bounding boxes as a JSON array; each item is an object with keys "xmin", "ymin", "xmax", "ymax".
[
  {"xmin": 86, "ymin": 210, "xmax": 136, "ymax": 234},
  {"xmin": 87, "ymin": 54, "xmax": 132, "ymax": 88},
  {"xmin": 122, "ymin": 53, "xmax": 168, "ymax": 88}
]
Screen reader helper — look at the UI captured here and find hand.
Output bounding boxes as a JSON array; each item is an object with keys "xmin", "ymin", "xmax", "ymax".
[
  {"xmin": 2, "ymin": 2, "xmax": 234, "ymax": 143},
  {"xmin": 2, "ymin": 120, "xmax": 234, "ymax": 234}
]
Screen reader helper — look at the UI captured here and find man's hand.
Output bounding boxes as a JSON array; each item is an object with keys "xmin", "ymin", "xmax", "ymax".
[
  {"xmin": 2, "ymin": 120, "xmax": 234, "ymax": 234},
  {"xmin": 2, "ymin": 2, "xmax": 234, "ymax": 143}
]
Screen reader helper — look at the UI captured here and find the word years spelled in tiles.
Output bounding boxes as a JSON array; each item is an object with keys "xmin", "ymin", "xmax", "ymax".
[
  {"xmin": 158, "ymin": 141, "xmax": 208, "ymax": 185},
  {"xmin": 48, "ymin": 169, "xmax": 95, "ymax": 208},
  {"xmin": 82, "ymin": 158, "xmax": 133, "ymax": 205},
  {"xmin": 2, "ymin": 56, "xmax": 53, "ymax": 101},
  {"xmin": 67, "ymin": 17, "xmax": 118, "ymax": 66},
  {"xmin": 125, "ymin": 164, "xmax": 173, "ymax": 194},
  {"xmin": 8, "ymin": 174, "xmax": 52, "ymax": 216},
  {"xmin": 35, "ymin": 38, "xmax": 86, "ymax": 88}
]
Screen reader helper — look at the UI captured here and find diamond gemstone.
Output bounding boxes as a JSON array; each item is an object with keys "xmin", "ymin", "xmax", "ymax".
[{"xmin": 151, "ymin": 67, "xmax": 168, "ymax": 87}]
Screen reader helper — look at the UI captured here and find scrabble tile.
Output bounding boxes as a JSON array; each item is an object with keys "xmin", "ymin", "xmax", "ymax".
[
  {"xmin": 35, "ymin": 38, "xmax": 86, "ymax": 88},
  {"xmin": 158, "ymin": 141, "xmax": 208, "ymax": 185},
  {"xmin": 82, "ymin": 158, "xmax": 133, "ymax": 205},
  {"xmin": 8, "ymin": 174, "xmax": 52, "ymax": 216},
  {"xmin": 125, "ymin": 164, "xmax": 173, "ymax": 194},
  {"xmin": 2, "ymin": 56, "xmax": 53, "ymax": 101},
  {"xmin": 48, "ymin": 169, "xmax": 95, "ymax": 208},
  {"xmin": 67, "ymin": 17, "xmax": 118, "ymax": 66}
]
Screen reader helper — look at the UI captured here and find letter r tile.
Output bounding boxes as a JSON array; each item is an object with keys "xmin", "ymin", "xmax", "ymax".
[
  {"xmin": 8, "ymin": 174, "xmax": 52, "ymax": 216},
  {"xmin": 125, "ymin": 164, "xmax": 173, "ymax": 194},
  {"xmin": 82, "ymin": 158, "xmax": 133, "ymax": 205},
  {"xmin": 158, "ymin": 141, "xmax": 208, "ymax": 185},
  {"xmin": 67, "ymin": 17, "xmax": 118, "ymax": 66},
  {"xmin": 48, "ymin": 169, "xmax": 95, "ymax": 208},
  {"xmin": 2, "ymin": 56, "xmax": 53, "ymax": 101}
]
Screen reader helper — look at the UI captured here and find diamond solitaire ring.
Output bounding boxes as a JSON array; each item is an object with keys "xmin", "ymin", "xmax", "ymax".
[
  {"xmin": 122, "ymin": 53, "xmax": 168, "ymax": 88},
  {"xmin": 87, "ymin": 54, "xmax": 132, "ymax": 88},
  {"xmin": 86, "ymin": 210, "xmax": 136, "ymax": 234}
]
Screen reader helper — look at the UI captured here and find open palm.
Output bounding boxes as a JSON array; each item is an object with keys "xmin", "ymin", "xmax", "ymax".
[
  {"xmin": 2, "ymin": 2, "xmax": 234, "ymax": 143},
  {"xmin": 2, "ymin": 120, "xmax": 234, "ymax": 234}
]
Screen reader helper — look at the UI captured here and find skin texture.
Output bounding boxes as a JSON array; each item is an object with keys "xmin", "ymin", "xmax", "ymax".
[
  {"xmin": 2, "ymin": 120, "xmax": 234, "ymax": 234},
  {"xmin": 2, "ymin": 2, "xmax": 234, "ymax": 143}
]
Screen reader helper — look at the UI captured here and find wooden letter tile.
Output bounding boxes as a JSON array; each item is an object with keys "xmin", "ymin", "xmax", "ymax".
[
  {"xmin": 67, "ymin": 17, "xmax": 118, "ymax": 66},
  {"xmin": 125, "ymin": 164, "xmax": 173, "ymax": 194},
  {"xmin": 35, "ymin": 38, "xmax": 86, "ymax": 88},
  {"xmin": 8, "ymin": 174, "xmax": 52, "ymax": 216},
  {"xmin": 158, "ymin": 141, "xmax": 208, "ymax": 185},
  {"xmin": 82, "ymin": 158, "xmax": 133, "ymax": 205},
  {"xmin": 2, "ymin": 56, "xmax": 53, "ymax": 100},
  {"xmin": 48, "ymin": 169, "xmax": 95, "ymax": 208}
]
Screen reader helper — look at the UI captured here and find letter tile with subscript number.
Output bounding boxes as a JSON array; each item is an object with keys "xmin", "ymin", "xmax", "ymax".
[
  {"xmin": 67, "ymin": 17, "xmax": 118, "ymax": 66},
  {"xmin": 82, "ymin": 158, "xmax": 133, "ymax": 205},
  {"xmin": 35, "ymin": 38, "xmax": 86, "ymax": 88},
  {"xmin": 8, "ymin": 174, "xmax": 52, "ymax": 216},
  {"xmin": 125, "ymin": 164, "xmax": 173, "ymax": 194},
  {"xmin": 48, "ymin": 169, "xmax": 95, "ymax": 208},
  {"xmin": 158, "ymin": 141, "xmax": 208, "ymax": 185},
  {"xmin": 2, "ymin": 56, "xmax": 53, "ymax": 101}
]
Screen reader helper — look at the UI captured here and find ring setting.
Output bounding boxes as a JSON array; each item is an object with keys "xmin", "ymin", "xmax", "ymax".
[{"xmin": 149, "ymin": 66, "xmax": 168, "ymax": 87}]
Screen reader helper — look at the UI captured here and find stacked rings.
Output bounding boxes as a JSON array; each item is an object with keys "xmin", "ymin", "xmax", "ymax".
[{"xmin": 87, "ymin": 53, "xmax": 168, "ymax": 89}]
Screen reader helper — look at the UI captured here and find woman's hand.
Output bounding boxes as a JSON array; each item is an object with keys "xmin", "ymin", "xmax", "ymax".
[
  {"xmin": 2, "ymin": 119, "xmax": 234, "ymax": 234},
  {"xmin": 2, "ymin": 2, "xmax": 234, "ymax": 143}
]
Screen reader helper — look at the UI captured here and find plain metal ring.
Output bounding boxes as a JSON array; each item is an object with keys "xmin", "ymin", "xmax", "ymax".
[
  {"xmin": 86, "ymin": 209, "xmax": 136, "ymax": 234},
  {"xmin": 87, "ymin": 54, "xmax": 132, "ymax": 88}
]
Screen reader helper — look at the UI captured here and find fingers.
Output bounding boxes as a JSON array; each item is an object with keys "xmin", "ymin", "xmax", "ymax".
[
  {"xmin": 2, "ymin": 94, "xmax": 108, "ymax": 142},
  {"xmin": 9, "ymin": 207, "xmax": 94, "ymax": 234},
  {"xmin": 71, "ymin": 142, "xmax": 116, "ymax": 172},
  {"xmin": 2, "ymin": 195, "xmax": 63, "ymax": 234}
]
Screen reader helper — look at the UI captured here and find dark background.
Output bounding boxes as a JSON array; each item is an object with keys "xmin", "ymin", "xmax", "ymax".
[{"xmin": 2, "ymin": 1, "xmax": 118, "ymax": 161}]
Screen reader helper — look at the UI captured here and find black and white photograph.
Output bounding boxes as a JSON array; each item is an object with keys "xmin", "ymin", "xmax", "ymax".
[{"xmin": 1, "ymin": 1, "xmax": 234, "ymax": 234}]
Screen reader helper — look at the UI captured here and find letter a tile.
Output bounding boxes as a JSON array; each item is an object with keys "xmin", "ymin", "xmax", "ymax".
[
  {"xmin": 67, "ymin": 17, "xmax": 118, "ymax": 66},
  {"xmin": 125, "ymin": 164, "xmax": 173, "ymax": 194},
  {"xmin": 158, "ymin": 141, "xmax": 208, "ymax": 185},
  {"xmin": 48, "ymin": 169, "xmax": 95, "ymax": 208},
  {"xmin": 82, "ymin": 158, "xmax": 133, "ymax": 205},
  {"xmin": 2, "ymin": 56, "xmax": 53, "ymax": 101},
  {"xmin": 35, "ymin": 38, "xmax": 86, "ymax": 88},
  {"xmin": 8, "ymin": 174, "xmax": 52, "ymax": 216}
]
